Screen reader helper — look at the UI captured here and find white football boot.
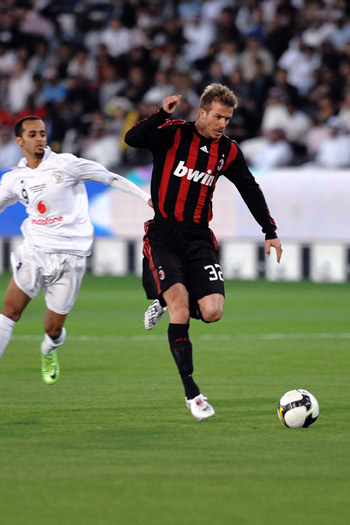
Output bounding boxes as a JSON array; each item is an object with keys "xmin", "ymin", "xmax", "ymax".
[
  {"xmin": 144, "ymin": 299, "xmax": 167, "ymax": 330},
  {"xmin": 185, "ymin": 394, "xmax": 215, "ymax": 421}
]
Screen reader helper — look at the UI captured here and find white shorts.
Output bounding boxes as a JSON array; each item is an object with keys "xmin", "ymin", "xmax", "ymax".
[{"xmin": 11, "ymin": 243, "xmax": 86, "ymax": 315}]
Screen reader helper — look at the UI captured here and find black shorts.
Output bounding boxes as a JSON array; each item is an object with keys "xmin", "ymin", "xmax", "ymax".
[{"xmin": 142, "ymin": 220, "xmax": 225, "ymax": 301}]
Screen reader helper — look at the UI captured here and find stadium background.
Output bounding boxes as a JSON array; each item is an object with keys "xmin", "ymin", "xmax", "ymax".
[
  {"xmin": 1, "ymin": 3, "xmax": 350, "ymax": 524},
  {"xmin": 1, "ymin": 0, "xmax": 350, "ymax": 282}
]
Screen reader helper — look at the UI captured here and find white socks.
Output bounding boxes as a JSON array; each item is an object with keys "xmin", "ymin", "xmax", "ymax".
[
  {"xmin": 0, "ymin": 313, "xmax": 16, "ymax": 359},
  {"xmin": 41, "ymin": 327, "xmax": 66, "ymax": 355},
  {"xmin": 0, "ymin": 314, "xmax": 67, "ymax": 358}
]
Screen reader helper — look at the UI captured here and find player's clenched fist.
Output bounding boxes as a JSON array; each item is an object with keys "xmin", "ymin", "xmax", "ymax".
[{"xmin": 162, "ymin": 95, "xmax": 181, "ymax": 114}]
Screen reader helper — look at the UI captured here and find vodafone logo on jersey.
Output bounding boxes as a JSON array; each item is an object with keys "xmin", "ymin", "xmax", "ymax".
[
  {"xmin": 37, "ymin": 200, "xmax": 47, "ymax": 214},
  {"xmin": 32, "ymin": 216, "xmax": 63, "ymax": 226},
  {"xmin": 173, "ymin": 161, "xmax": 215, "ymax": 186},
  {"xmin": 33, "ymin": 200, "xmax": 63, "ymax": 225}
]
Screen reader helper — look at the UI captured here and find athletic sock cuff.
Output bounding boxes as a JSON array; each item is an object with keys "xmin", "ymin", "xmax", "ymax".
[
  {"xmin": 168, "ymin": 323, "xmax": 189, "ymax": 344},
  {"xmin": 0, "ymin": 313, "xmax": 16, "ymax": 328}
]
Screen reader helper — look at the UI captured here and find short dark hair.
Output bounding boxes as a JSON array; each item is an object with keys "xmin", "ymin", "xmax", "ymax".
[
  {"xmin": 199, "ymin": 83, "xmax": 238, "ymax": 113},
  {"xmin": 14, "ymin": 116, "xmax": 43, "ymax": 137}
]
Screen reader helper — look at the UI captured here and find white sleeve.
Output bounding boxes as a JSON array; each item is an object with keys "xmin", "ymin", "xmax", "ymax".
[
  {"xmin": 0, "ymin": 176, "xmax": 17, "ymax": 213},
  {"xmin": 72, "ymin": 157, "xmax": 151, "ymax": 203},
  {"xmin": 109, "ymin": 173, "xmax": 151, "ymax": 203}
]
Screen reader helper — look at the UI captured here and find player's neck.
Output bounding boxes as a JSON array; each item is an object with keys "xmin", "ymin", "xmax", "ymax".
[
  {"xmin": 25, "ymin": 155, "xmax": 44, "ymax": 169},
  {"xmin": 194, "ymin": 121, "xmax": 207, "ymax": 139}
]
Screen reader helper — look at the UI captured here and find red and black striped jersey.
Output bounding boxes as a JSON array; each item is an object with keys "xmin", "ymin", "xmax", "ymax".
[{"xmin": 125, "ymin": 109, "xmax": 277, "ymax": 238}]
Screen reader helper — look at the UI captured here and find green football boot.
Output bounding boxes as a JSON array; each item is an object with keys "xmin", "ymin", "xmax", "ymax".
[{"xmin": 41, "ymin": 350, "xmax": 60, "ymax": 385}]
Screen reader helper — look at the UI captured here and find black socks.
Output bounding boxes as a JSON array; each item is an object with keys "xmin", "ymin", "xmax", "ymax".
[{"xmin": 168, "ymin": 323, "xmax": 200, "ymax": 399}]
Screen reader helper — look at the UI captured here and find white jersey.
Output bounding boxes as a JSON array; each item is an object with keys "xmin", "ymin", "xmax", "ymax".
[{"xmin": 0, "ymin": 147, "xmax": 150, "ymax": 256}]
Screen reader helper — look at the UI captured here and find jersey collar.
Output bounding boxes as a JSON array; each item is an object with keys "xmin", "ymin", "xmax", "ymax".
[{"xmin": 18, "ymin": 146, "xmax": 52, "ymax": 167}]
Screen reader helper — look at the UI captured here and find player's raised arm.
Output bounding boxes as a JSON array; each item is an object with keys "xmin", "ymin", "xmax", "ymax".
[{"xmin": 162, "ymin": 95, "xmax": 182, "ymax": 114}]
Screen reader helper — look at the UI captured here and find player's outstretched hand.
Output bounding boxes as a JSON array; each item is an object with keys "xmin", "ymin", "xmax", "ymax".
[
  {"xmin": 163, "ymin": 95, "xmax": 182, "ymax": 114},
  {"xmin": 265, "ymin": 238, "xmax": 283, "ymax": 263}
]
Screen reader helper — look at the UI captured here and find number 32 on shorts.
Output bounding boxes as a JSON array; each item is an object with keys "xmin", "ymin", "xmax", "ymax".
[{"xmin": 204, "ymin": 264, "xmax": 224, "ymax": 281}]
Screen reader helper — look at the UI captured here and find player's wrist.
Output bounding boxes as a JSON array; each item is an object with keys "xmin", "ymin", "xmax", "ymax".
[{"xmin": 265, "ymin": 233, "xmax": 278, "ymax": 240}]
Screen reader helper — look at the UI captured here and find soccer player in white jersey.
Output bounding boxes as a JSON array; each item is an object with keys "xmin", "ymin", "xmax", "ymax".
[{"xmin": 0, "ymin": 116, "xmax": 152, "ymax": 384}]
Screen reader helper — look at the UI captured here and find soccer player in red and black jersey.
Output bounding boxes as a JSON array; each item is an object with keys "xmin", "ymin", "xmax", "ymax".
[{"xmin": 125, "ymin": 83, "xmax": 282, "ymax": 421}]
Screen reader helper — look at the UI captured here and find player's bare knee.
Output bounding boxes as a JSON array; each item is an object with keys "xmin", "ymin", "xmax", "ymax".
[
  {"xmin": 2, "ymin": 304, "xmax": 22, "ymax": 322},
  {"xmin": 201, "ymin": 304, "xmax": 224, "ymax": 323}
]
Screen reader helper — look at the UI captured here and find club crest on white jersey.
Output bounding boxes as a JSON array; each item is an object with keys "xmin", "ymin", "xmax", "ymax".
[{"xmin": 52, "ymin": 170, "xmax": 64, "ymax": 184}]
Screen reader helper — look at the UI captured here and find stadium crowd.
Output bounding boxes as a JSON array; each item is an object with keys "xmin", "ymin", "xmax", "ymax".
[{"xmin": 0, "ymin": 0, "xmax": 350, "ymax": 170}]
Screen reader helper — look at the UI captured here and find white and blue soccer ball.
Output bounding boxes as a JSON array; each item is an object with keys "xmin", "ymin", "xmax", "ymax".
[{"xmin": 278, "ymin": 389, "xmax": 319, "ymax": 428}]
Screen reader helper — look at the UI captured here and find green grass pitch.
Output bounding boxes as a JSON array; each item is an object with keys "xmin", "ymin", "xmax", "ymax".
[{"xmin": 0, "ymin": 273, "xmax": 349, "ymax": 524}]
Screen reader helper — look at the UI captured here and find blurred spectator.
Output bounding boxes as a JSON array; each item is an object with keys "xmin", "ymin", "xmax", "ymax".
[
  {"xmin": 155, "ymin": 40, "xmax": 191, "ymax": 75},
  {"xmin": 247, "ymin": 58, "xmax": 273, "ymax": 116},
  {"xmin": 307, "ymin": 63, "xmax": 343, "ymax": 109},
  {"xmin": 0, "ymin": 73, "xmax": 11, "ymax": 114},
  {"xmin": 239, "ymin": 35, "xmax": 275, "ymax": 82},
  {"xmin": 227, "ymin": 68, "xmax": 250, "ymax": 106},
  {"xmin": 83, "ymin": 11, "xmax": 107, "ymax": 58},
  {"xmin": 174, "ymin": 96, "xmax": 198, "ymax": 121},
  {"xmin": 260, "ymin": 87, "xmax": 290, "ymax": 133},
  {"xmin": 282, "ymin": 101, "xmax": 312, "ymax": 162},
  {"xmin": 329, "ymin": 15, "xmax": 350, "ymax": 52},
  {"xmin": 0, "ymin": 42, "xmax": 16, "ymax": 74},
  {"xmin": 201, "ymin": 0, "xmax": 235, "ymax": 24},
  {"xmin": 27, "ymin": 38, "xmax": 52, "ymax": 78},
  {"xmin": 182, "ymin": 13, "xmax": 216, "ymax": 62},
  {"xmin": 0, "ymin": 126, "xmax": 22, "ymax": 169},
  {"xmin": 177, "ymin": 0, "xmax": 202, "ymax": 21},
  {"xmin": 235, "ymin": 0, "xmax": 260, "ymax": 37},
  {"xmin": 313, "ymin": 116, "xmax": 350, "ymax": 168},
  {"xmin": 198, "ymin": 59, "xmax": 230, "ymax": 94},
  {"xmin": 247, "ymin": 127, "xmax": 294, "ymax": 168},
  {"xmin": 216, "ymin": 40, "xmax": 241, "ymax": 76},
  {"xmin": 98, "ymin": 60, "xmax": 126, "ymax": 112},
  {"xmin": 301, "ymin": 12, "xmax": 335, "ymax": 48},
  {"xmin": 143, "ymin": 70, "xmax": 174, "ymax": 106},
  {"xmin": 80, "ymin": 111, "xmax": 121, "ymax": 168},
  {"xmin": 65, "ymin": 74, "xmax": 97, "ymax": 116},
  {"xmin": 225, "ymin": 102, "xmax": 260, "ymax": 143},
  {"xmin": 278, "ymin": 38, "xmax": 321, "ymax": 97},
  {"xmin": 66, "ymin": 45, "xmax": 97, "ymax": 83},
  {"xmin": 264, "ymin": 12, "xmax": 291, "ymax": 61},
  {"xmin": 121, "ymin": 65, "xmax": 149, "ymax": 105},
  {"xmin": 270, "ymin": 67, "xmax": 300, "ymax": 107},
  {"xmin": 55, "ymin": 41, "xmax": 74, "ymax": 79},
  {"xmin": 100, "ymin": 17, "xmax": 131, "ymax": 58},
  {"xmin": 170, "ymin": 72, "xmax": 199, "ymax": 108},
  {"xmin": 274, "ymin": 0, "xmax": 297, "ymax": 31},
  {"xmin": 0, "ymin": 9, "xmax": 17, "ymax": 48},
  {"xmin": 304, "ymin": 118, "xmax": 332, "ymax": 161},
  {"xmin": 42, "ymin": 68, "xmax": 68, "ymax": 104},
  {"xmin": 213, "ymin": 6, "xmax": 241, "ymax": 45},
  {"xmin": 105, "ymin": 96, "xmax": 134, "ymax": 133},
  {"xmin": 8, "ymin": 60, "xmax": 34, "ymax": 113},
  {"xmin": 16, "ymin": 2, "xmax": 54, "ymax": 39},
  {"xmin": 311, "ymin": 94, "xmax": 337, "ymax": 125}
]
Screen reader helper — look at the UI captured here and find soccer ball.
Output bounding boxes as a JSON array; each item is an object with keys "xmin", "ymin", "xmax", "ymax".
[{"xmin": 278, "ymin": 389, "xmax": 319, "ymax": 428}]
